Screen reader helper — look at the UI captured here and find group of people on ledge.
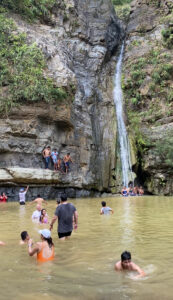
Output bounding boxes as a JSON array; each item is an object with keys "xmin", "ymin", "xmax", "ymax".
[
  {"xmin": 121, "ymin": 185, "xmax": 144, "ymax": 197},
  {"xmin": 42, "ymin": 146, "xmax": 73, "ymax": 173}
]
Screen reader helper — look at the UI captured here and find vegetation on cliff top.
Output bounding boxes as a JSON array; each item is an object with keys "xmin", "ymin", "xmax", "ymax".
[
  {"xmin": 112, "ymin": 0, "xmax": 132, "ymax": 22},
  {"xmin": 0, "ymin": 9, "xmax": 67, "ymax": 113},
  {"xmin": 0, "ymin": 0, "xmax": 57, "ymax": 22}
]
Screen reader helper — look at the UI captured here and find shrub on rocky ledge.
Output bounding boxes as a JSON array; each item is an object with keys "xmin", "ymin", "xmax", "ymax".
[{"xmin": 0, "ymin": 11, "xmax": 67, "ymax": 113}]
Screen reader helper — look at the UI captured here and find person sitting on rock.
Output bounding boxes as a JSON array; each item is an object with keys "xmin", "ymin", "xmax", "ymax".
[
  {"xmin": 121, "ymin": 186, "xmax": 128, "ymax": 197},
  {"xmin": 63, "ymin": 153, "xmax": 73, "ymax": 174},
  {"xmin": 138, "ymin": 186, "xmax": 144, "ymax": 196}
]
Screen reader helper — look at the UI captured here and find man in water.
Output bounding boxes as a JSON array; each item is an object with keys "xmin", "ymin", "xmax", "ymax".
[
  {"xmin": 42, "ymin": 146, "xmax": 51, "ymax": 169},
  {"xmin": 19, "ymin": 186, "xmax": 29, "ymax": 205},
  {"xmin": 50, "ymin": 193, "xmax": 78, "ymax": 240},
  {"xmin": 100, "ymin": 201, "xmax": 114, "ymax": 215},
  {"xmin": 115, "ymin": 251, "xmax": 145, "ymax": 278},
  {"xmin": 20, "ymin": 231, "xmax": 32, "ymax": 245},
  {"xmin": 32, "ymin": 204, "xmax": 41, "ymax": 223},
  {"xmin": 29, "ymin": 194, "xmax": 47, "ymax": 207}
]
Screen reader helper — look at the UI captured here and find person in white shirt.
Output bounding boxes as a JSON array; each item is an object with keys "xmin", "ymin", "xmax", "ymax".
[
  {"xmin": 32, "ymin": 204, "xmax": 41, "ymax": 223},
  {"xmin": 19, "ymin": 186, "xmax": 29, "ymax": 205}
]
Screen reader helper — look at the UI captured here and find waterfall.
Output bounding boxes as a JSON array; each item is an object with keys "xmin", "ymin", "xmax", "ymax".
[{"xmin": 113, "ymin": 43, "xmax": 133, "ymax": 188}]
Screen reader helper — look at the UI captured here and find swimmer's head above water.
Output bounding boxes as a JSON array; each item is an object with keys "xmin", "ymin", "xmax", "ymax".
[
  {"xmin": 121, "ymin": 251, "xmax": 131, "ymax": 269},
  {"xmin": 21, "ymin": 231, "xmax": 30, "ymax": 242}
]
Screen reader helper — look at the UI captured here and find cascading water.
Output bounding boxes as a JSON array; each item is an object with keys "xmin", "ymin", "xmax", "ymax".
[{"xmin": 113, "ymin": 43, "xmax": 133, "ymax": 187}]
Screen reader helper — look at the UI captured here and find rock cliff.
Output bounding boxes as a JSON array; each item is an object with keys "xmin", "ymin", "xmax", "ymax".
[
  {"xmin": 0, "ymin": 0, "xmax": 124, "ymax": 200},
  {"xmin": 123, "ymin": 0, "xmax": 173, "ymax": 195}
]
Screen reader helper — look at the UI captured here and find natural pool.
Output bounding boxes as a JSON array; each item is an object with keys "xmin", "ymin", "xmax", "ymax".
[{"xmin": 0, "ymin": 196, "xmax": 173, "ymax": 300}]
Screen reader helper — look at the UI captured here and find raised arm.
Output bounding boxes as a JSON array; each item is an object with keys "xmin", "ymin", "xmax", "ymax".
[
  {"xmin": 50, "ymin": 215, "xmax": 58, "ymax": 231},
  {"xmin": 25, "ymin": 186, "xmax": 29, "ymax": 193}
]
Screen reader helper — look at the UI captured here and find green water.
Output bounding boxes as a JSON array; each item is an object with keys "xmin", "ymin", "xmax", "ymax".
[{"xmin": 0, "ymin": 196, "xmax": 173, "ymax": 300}]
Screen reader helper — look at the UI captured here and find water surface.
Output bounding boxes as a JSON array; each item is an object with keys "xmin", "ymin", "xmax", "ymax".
[{"xmin": 0, "ymin": 196, "xmax": 173, "ymax": 300}]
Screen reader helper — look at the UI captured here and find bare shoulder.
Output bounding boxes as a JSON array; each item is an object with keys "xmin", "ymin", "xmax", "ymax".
[{"xmin": 115, "ymin": 261, "xmax": 122, "ymax": 270}]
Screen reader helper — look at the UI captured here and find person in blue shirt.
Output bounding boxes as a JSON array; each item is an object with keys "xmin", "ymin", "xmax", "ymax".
[
  {"xmin": 100, "ymin": 201, "xmax": 114, "ymax": 215},
  {"xmin": 51, "ymin": 148, "xmax": 59, "ymax": 171}
]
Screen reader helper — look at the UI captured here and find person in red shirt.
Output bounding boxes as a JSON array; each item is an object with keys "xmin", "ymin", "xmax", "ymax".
[{"xmin": 0, "ymin": 192, "xmax": 7, "ymax": 202}]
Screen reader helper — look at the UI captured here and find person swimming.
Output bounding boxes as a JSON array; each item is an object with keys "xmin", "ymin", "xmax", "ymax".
[
  {"xmin": 115, "ymin": 251, "xmax": 145, "ymax": 279},
  {"xmin": 27, "ymin": 229, "xmax": 54, "ymax": 262}
]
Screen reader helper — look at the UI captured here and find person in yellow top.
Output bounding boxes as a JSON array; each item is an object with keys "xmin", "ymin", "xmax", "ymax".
[{"xmin": 27, "ymin": 229, "xmax": 54, "ymax": 262}]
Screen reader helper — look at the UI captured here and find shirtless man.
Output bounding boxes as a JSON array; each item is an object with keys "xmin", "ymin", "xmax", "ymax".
[
  {"xmin": 63, "ymin": 153, "xmax": 73, "ymax": 174},
  {"xmin": 115, "ymin": 251, "xmax": 145, "ymax": 279},
  {"xmin": 29, "ymin": 194, "xmax": 47, "ymax": 207},
  {"xmin": 42, "ymin": 146, "xmax": 51, "ymax": 169}
]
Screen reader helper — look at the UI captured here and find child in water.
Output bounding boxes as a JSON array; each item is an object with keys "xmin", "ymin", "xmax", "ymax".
[
  {"xmin": 100, "ymin": 201, "xmax": 114, "ymax": 215},
  {"xmin": 40, "ymin": 209, "xmax": 49, "ymax": 224}
]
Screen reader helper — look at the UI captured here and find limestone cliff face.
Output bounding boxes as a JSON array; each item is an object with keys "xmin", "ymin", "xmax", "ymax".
[
  {"xmin": 123, "ymin": 0, "xmax": 173, "ymax": 195},
  {"xmin": 0, "ymin": 0, "xmax": 124, "ymax": 200}
]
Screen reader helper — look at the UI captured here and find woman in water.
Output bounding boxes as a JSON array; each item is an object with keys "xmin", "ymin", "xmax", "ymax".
[
  {"xmin": 27, "ymin": 229, "xmax": 54, "ymax": 262},
  {"xmin": 0, "ymin": 192, "xmax": 8, "ymax": 202},
  {"xmin": 39, "ymin": 209, "xmax": 49, "ymax": 224}
]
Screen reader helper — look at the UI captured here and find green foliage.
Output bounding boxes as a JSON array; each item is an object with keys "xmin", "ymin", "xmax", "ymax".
[
  {"xmin": 112, "ymin": 0, "xmax": 131, "ymax": 5},
  {"xmin": 0, "ymin": 0, "xmax": 57, "ymax": 22},
  {"xmin": 162, "ymin": 27, "xmax": 173, "ymax": 49},
  {"xmin": 152, "ymin": 64, "xmax": 173, "ymax": 84},
  {"xmin": 155, "ymin": 136, "xmax": 173, "ymax": 167},
  {"xmin": 0, "ymin": 12, "xmax": 67, "ymax": 113}
]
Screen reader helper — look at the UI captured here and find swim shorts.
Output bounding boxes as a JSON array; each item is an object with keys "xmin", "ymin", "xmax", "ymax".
[
  {"xmin": 19, "ymin": 201, "xmax": 25, "ymax": 205},
  {"xmin": 58, "ymin": 231, "xmax": 72, "ymax": 239}
]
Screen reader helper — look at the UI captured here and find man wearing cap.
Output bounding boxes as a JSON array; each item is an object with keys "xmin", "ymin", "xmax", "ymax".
[
  {"xmin": 19, "ymin": 186, "xmax": 29, "ymax": 205},
  {"xmin": 50, "ymin": 193, "xmax": 78, "ymax": 240}
]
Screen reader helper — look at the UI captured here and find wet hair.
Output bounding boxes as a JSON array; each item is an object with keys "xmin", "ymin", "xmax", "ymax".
[
  {"xmin": 101, "ymin": 201, "xmax": 106, "ymax": 207},
  {"xmin": 121, "ymin": 251, "xmax": 131, "ymax": 261},
  {"xmin": 37, "ymin": 194, "xmax": 40, "ymax": 197},
  {"xmin": 61, "ymin": 193, "xmax": 67, "ymax": 202},
  {"xmin": 21, "ymin": 231, "xmax": 28, "ymax": 241},
  {"xmin": 47, "ymin": 146, "xmax": 50, "ymax": 149},
  {"xmin": 43, "ymin": 237, "xmax": 54, "ymax": 248},
  {"xmin": 40, "ymin": 209, "xmax": 46, "ymax": 223},
  {"xmin": 67, "ymin": 153, "xmax": 70, "ymax": 155}
]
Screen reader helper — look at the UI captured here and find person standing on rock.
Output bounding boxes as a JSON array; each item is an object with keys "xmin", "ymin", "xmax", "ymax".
[
  {"xmin": 51, "ymin": 148, "xmax": 59, "ymax": 171},
  {"xmin": 50, "ymin": 193, "xmax": 78, "ymax": 240},
  {"xmin": 19, "ymin": 186, "xmax": 29, "ymax": 205},
  {"xmin": 42, "ymin": 146, "xmax": 51, "ymax": 169},
  {"xmin": 63, "ymin": 153, "xmax": 73, "ymax": 174}
]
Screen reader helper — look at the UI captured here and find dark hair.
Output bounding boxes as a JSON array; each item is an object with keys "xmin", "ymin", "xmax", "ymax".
[
  {"xmin": 121, "ymin": 251, "xmax": 131, "ymax": 261},
  {"xmin": 37, "ymin": 194, "xmax": 40, "ymax": 197},
  {"xmin": 1, "ymin": 192, "xmax": 3, "ymax": 196},
  {"xmin": 40, "ymin": 209, "xmax": 46, "ymax": 223},
  {"xmin": 67, "ymin": 153, "xmax": 70, "ymax": 155},
  {"xmin": 43, "ymin": 237, "xmax": 54, "ymax": 248},
  {"xmin": 101, "ymin": 201, "xmax": 106, "ymax": 207},
  {"xmin": 47, "ymin": 146, "xmax": 50, "ymax": 149},
  {"xmin": 56, "ymin": 199, "xmax": 61, "ymax": 204},
  {"xmin": 61, "ymin": 193, "xmax": 67, "ymax": 202},
  {"xmin": 21, "ymin": 231, "xmax": 28, "ymax": 241}
]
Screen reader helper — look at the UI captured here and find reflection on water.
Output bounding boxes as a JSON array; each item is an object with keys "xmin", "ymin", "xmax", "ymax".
[{"xmin": 0, "ymin": 196, "xmax": 173, "ymax": 299}]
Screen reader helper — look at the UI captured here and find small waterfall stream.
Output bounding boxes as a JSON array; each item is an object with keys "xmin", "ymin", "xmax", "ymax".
[{"xmin": 113, "ymin": 43, "xmax": 133, "ymax": 187}]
